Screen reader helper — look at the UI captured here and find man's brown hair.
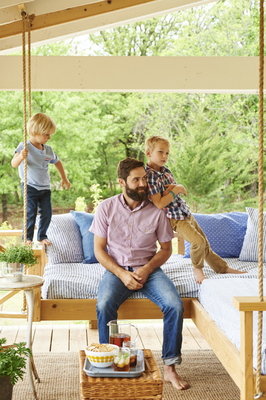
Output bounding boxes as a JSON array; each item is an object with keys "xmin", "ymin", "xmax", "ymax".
[{"xmin": 117, "ymin": 158, "xmax": 144, "ymax": 182}]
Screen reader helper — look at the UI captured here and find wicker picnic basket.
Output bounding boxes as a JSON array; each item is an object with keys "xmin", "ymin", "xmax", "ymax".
[{"xmin": 79, "ymin": 349, "xmax": 163, "ymax": 399}]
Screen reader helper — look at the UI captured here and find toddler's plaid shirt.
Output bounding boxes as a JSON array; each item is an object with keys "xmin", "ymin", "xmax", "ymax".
[{"xmin": 145, "ymin": 165, "xmax": 191, "ymax": 220}]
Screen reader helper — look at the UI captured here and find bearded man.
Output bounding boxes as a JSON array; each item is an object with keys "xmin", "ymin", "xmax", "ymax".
[{"xmin": 89, "ymin": 158, "xmax": 189, "ymax": 391}]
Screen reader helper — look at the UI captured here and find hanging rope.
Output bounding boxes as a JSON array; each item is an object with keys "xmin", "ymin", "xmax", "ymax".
[
  {"xmin": 21, "ymin": 11, "xmax": 27, "ymax": 247},
  {"xmin": 21, "ymin": 11, "xmax": 34, "ymax": 314},
  {"xmin": 255, "ymin": 0, "xmax": 264, "ymax": 398}
]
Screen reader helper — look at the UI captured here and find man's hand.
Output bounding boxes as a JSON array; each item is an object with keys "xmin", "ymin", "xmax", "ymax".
[
  {"xmin": 61, "ymin": 178, "xmax": 71, "ymax": 189},
  {"xmin": 120, "ymin": 270, "xmax": 143, "ymax": 290},
  {"xmin": 133, "ymin": 267, "xmax": 150, "ymax": 285}
]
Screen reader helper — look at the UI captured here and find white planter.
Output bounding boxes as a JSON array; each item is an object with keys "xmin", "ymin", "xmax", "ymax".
[{"xmin": 1, "ymin": 262, "xmax": 23, "ymax": 282}]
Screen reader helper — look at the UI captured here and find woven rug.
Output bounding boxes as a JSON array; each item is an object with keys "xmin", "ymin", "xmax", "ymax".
[{"xmin": 13, "ymin": 349, "xmax": 240, "ymax": 399}]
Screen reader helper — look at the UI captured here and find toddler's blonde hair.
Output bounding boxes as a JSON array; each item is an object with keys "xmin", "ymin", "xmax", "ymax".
[
  {"xmin": 145, "ymin": 135, "xmax": 170, "ymax": 154},
  {"xmin": 27, "ymin": 113, "xmax": 56, "ymax": 137}
]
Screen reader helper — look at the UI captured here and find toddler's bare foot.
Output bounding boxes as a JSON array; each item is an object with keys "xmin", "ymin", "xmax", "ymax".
[
  {"xmin": 26, "ymin": 240, "xmax": 32, "ymax": 246},
  {"xmin": 193, "ymin": 267, "xmax": 206, "ymax": 284},
  {"xmin": 224, "ymin": 267, "xmax": 248, "ymax": 274},
  {"xmin": 39, "ymin": 239, "xmax": 52, "ymax": 246},
  {"xmin": 164, "ymin": 365, "xmax": 189, "ymax": 390}
]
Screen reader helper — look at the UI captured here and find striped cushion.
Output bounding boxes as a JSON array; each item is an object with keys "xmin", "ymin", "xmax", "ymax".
[
  {"xmin": 36, "ymin": 213, "xmax": 84, "ymax": 264},
  {"xmin": 41, "ymin": 254, "xmax": 260, "ymax": 300},
  {"xmin": 239, "ymin": 207, "xmax": 266, "ymax": 262}
]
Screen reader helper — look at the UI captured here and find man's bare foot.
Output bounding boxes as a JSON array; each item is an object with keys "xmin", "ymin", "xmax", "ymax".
[
  {"xmin": 39, "ymin": 239, "xmax": 52, "ymax": 246},
  {"xmin": 26, "ymin": 240, "xmax": 32, "ymax": 246},
  {"xmin": 224, "ymin": 267, "xmax": 247, "ymax": 274},
  {"xmin": 164, "ymin": 365, "xmax": 189, "ymax": 390},
  {"xmin": 193, "ymin": 267, "xmax": 206, "ymax": 284}
]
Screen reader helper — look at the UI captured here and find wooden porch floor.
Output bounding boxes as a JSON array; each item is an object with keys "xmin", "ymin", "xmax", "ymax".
[{"xmin": 0, "ymin": 320, "xmax": 210, "ymax": 353}]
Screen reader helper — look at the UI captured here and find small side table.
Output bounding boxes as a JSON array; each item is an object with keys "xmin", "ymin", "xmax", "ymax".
[{"xmin": 0, "ymin": 275, "xmax": 44, "ymax": 400}]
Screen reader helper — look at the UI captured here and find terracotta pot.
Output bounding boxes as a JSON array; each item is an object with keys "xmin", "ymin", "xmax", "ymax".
[{"xmin": 0, "ymin": 375, "xmax": 13, "ymax": 400}]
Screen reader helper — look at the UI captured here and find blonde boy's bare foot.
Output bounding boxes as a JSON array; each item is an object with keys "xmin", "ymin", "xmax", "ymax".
[
  {"xmin": 26, "ymin": 240, "xmax": 32, "ymax": 246},
  {"xmin": 224, "ymin": 267, "xmax": 248, "ymax": 274},
  {"xmin": 39, "ymin": 239, "xmax": 52, "ymax": 246},
  {"xmin": 193, "ymin": 267, "xmax": 206, "ymax": 284},
  {"xmin": 164, "ymin": 365, "xmax": 189, "ymax": 390}
]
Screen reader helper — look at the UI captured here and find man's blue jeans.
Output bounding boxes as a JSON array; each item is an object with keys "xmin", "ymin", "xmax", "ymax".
[
  {"xmin": 97, "ymin": 267, "xmax": 184, "ymax": 365},
  {"xmin": 22, "ymin": 184, "xmax": 52, "ymax": 241}
]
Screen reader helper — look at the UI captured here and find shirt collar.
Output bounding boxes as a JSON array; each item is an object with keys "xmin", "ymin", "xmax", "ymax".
[
  {"xmin": 145, "ymin": 164, "xmax": 167, "ymax": 176},
  {"xmin": 119, "ymin": 193, "xmax": 148, "ymax": 212}
]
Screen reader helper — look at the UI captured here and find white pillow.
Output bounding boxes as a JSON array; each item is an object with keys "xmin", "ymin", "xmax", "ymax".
[{"xmin": 239, "ymin": 207, "xmax": 266, "ymax": 262}]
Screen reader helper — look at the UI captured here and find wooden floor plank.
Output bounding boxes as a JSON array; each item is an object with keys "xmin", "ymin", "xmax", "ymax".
[
  {"xmin": 70, "ymin": 324, "xmax": 87, "ymax": 352},
  {"xmin": 51, "ymin": 325, "xmax": 69, "ymax": 352},
  {"xmin": 16, "ymin": 324, "xmax": 36, "ymax": 345},
  {"xmin": 186, "ymin": 322, "xmax": 211, "ymax": 349},
  {"xmin": 0, "ymin": 325, "xmax": 18, "ymax": 345},
  {"xmin": 136, "ymin": 323, "xmax": 161, "ymax": 350},
  {"xmin": 0, "ymin": 320, "xmax": 210, "ymax": 353},
  {"xmin": 87, "ymin": 325, "xmax": 99, "ymax": 346},
  {"xmin": 32, "ymin": 324, "xmax": 52, "ymax": 353},
  {"xmin": 182, "ymin": 323, "xmax": 201, "ymax": 349}
]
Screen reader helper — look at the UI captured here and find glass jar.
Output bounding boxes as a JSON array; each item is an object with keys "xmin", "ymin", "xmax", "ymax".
[
  {"xmin": 1, "ymin": 262, "xmax": 22, "ymax": 283},
  {"xmin": 122, "ymin": 340, "xmax": 138, "ymax": 368}
]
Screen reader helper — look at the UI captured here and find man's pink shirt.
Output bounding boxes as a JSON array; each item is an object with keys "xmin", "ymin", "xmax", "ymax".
[{"xmin": 89, "ymin": 193, "xmax": 174, "ymax": 270}]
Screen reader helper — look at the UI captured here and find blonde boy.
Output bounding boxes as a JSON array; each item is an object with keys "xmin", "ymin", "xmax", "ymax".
[
  {"xmin": 145, "ymin": 135, "xmax": 246, "ymax": 283},
  {"xmin": 12, "ymin": 113, "xmax": 70, "ymax": 245}
]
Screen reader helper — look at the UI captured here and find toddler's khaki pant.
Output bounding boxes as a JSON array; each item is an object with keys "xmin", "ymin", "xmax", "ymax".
[{"xmin": 170, "ymin": 214, "xmax": 228, "ymax": 274}]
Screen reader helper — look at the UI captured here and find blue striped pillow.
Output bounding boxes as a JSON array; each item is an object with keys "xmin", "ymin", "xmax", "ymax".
[
  {"xmin": 36, "ymin": 213, "xmax": 84, "ymax": 264},
  {"xmin": 239, "ymin": 208, "xmax": 266, "ymax": 262}
]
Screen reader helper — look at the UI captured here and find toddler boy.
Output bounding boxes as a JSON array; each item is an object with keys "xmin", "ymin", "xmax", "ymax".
[{"xmin": 12, "ymin": 113, "xmax": 70, "ymax": 245}]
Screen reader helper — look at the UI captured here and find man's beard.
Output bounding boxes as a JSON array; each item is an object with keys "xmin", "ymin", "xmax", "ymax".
[{"xmin": 125, "ymin": 184, "xmax": 147, "ymax": 202}]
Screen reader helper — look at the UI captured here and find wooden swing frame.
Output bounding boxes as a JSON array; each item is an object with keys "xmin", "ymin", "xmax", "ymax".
[{"xmin": 0, "ymin": 231, "xmax": 265, "ymax": 400}]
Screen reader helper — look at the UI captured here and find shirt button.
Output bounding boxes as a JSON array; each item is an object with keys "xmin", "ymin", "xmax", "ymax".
[
  {"xmin": 127, "ymin": 248, "xmax": 129, "ymax": 251},
  {"xmin": 129, "ymin": 261, "xmax": 131, "ymax": 263},
  {"xmin": 127, "ymin": 238, "xmax": 130, "ymax": 240},
  {"xmin": 129, "ymin": 225, "xmax": 131, "ymax": 227}
]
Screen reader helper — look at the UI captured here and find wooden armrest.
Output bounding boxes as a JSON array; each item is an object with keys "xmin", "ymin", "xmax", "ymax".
[
  {"xmin": 0, "ymin": 230, "xmax": 23, "ymax": 237},
  {"xmin": 233, "ymin": 296, "xmax": 266, "ymax": 311}
]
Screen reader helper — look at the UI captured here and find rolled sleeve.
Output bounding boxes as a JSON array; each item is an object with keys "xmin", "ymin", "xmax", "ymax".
[{"xmin": 89, "ymin": 202, "xmax": 108, "ymax": 239}]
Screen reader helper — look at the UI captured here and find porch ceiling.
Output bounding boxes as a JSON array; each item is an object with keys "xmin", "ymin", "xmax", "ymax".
[{"xmin": 0, "ymin": 0, "xmax": 219, "ymax": 53}]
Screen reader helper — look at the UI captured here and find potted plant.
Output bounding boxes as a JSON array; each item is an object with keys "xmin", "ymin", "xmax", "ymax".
[
  {"xmin": 0, "ymin": 338, "xmax": 31, "ymax": 400},
  {"xmin": 0, "ymin": 244, "xmax": 37, "ymax": 282}
]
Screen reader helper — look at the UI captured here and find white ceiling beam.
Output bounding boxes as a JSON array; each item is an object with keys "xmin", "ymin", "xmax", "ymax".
[
  {"xmin": 0, "ymin": 0, "xmax": 33, "ymax": 10},
  {"xmin": 0, "ymin": 0, "xmax": 219, "ymax": 53},
  {"xmin": 0, "ymin": 0, "xmax": 159, "ymax": 36},
  {"xmin": 0, "ymin": 1, "xmax": 106, "ymax": 21},
  {"xmin": 0, "ymin": 56, "xmax": 264, "ymax": 94}
]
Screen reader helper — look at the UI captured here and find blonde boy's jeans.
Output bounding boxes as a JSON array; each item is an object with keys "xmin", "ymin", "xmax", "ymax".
[{"xmin": 170, "ymin": 214, "xmax": 228, "ymax": 273}]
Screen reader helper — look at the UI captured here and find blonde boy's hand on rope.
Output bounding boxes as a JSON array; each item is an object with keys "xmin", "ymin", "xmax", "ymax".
[
  {"xmin": 11, "ymin": 149, "xmax": 29, "ymax": 168},
  {"xmin": 20, "ymin": 149, "xmax": 28, "ymax": 159}
]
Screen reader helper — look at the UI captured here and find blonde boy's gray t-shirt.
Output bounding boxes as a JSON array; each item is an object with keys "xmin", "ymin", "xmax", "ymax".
[{"xmin": 15, "ymin": 140, "xmax": 59, "ymax": 190}]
